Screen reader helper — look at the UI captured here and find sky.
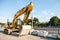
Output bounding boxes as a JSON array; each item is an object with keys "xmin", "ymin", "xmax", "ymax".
[{"xmin": 0, "ymin": 0, "xmax": 60, "ymax": 23}]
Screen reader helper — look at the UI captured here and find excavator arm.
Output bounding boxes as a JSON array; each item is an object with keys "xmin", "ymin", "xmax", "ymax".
[
  {"xmin": 12, "ymin": 7, "xmax": 26, "ymax": 27},
  {"xmin": 12, "ymin": 2, "xmax": 33, "ymax": 28}
]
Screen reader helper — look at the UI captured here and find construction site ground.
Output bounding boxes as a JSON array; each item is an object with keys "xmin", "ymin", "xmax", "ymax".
[
  {"xmin": 0, "ymin": 27, "xmax": 40, "ymax": 40},
  {"xmin": 0, "ymin": 27, "xmax": 57, "ymax": 40}
]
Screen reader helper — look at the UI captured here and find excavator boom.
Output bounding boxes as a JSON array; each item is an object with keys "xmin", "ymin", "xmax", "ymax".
[{"xmin": 12, "ymin": 2, "xmax": 33, "ymax": 28}]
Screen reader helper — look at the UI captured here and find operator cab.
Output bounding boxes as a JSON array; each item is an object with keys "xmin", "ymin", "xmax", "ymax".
[{"xmin": 16, "ymin": 18, "xmax": 22, "ymax": 29}]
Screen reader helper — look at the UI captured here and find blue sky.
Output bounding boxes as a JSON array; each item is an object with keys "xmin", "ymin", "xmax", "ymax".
[{"xmin": 0, "ymin": 0, "xmax": 60, "ymax": 23}]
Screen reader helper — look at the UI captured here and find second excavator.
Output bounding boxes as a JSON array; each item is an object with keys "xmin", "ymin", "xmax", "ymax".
[{"xmin": 4, "ymin": 2, "xmax": 33, "ymax": 35}]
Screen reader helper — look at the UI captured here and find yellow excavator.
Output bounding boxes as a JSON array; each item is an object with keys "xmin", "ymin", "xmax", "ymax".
[{"xmin": 4, "ymin": 2, "xmax": 33, "ymax": 34}]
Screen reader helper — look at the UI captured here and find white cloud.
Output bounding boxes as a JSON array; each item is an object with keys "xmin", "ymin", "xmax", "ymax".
[
  {"xmin": 42, "ymin": 10, "xmax": 48, "ymax": 15},
  {"xmin": 0, "ymin": 16, "xmax": 13, "ymax": 23},
  {"xmin": 41, "ymin": 10, "xmax": 55, "ymax": 16},
  {"xmin": 39, "ymin": 9, "xmax": 60, "ymax": 22},
  {"xmin": 0, "ymin": 16, "xmax": 7, "ymax": 23}
]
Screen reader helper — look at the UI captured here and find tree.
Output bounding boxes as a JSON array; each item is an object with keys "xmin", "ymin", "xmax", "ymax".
[
  {"xmin": 33, "ymin": 17, "xmax": 39, "ymax": 26},
  {"xmin": 0, "ymin": 23, "xmax": 5, "ymax": 27},
  {"xmin": 49, "ymin": 16, "xmax": 59, "ymax": 26},
  {"xmin": 58, "ymin": 19, "xmax": 60, "ymax": 25},
  {"xmin": 58, "ymin": 19, "xmax": 60, "ymax": 27},
  {"xmin": 27, "ymin": 17, "xmax": 39, "ymax": 26},
  {"xmin": 27, "ymin": 19, "xmax": 32, "ymax": 25},
  {"xmin": 38, "ymin": 22, "xmax": 49, "ymax": 27}
]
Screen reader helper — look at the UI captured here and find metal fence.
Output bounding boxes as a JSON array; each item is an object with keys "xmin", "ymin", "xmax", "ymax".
[{"xmin": 38, "ymin": 28, "xmax": 60, "ymax": 34}]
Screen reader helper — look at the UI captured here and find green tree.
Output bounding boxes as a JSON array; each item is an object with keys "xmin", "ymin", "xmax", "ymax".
[
  {"xmin": 27, "ymin": 17, "xmax": 39, "ymax": 29},
  {"xmin": 49, "ymin": 16, "xmax": 59, "ymax": 26},
  {"xmin": 27, "ymin": 17, "xmax": 39, "ymax": 26},
  {"xmin": 33, "ymin": 17, "xmax": 39, "ymax": 26},
  {"xmin": 58, "ymin": 19, "xmax": 60, "ymax": 25},
  {"xmin": 0, "ymin": 23, "xmax": 5, "ymax": 26},
  {"xmin": 27, "ymin": 19, "xmax": 32, "ymax": 25},
  {"xmin": 39, "ymin": 22, "xmax": 49, "ymax": 27},
  {"xmin": 58, "ymin": 19, "xmax": 60, "ymax": 27}
]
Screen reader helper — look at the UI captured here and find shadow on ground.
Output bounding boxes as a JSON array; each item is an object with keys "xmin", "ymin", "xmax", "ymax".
[
  {"xmin": 0, "ymin": 30, "xmax": 4, "ymax": 34},
  {"xmin": 31, "ymin": 34, "xmax": 58, "ymax": 40},
  {"xmin": 11, "ymin": 33, "xmax": 19, "ymax": 37}
]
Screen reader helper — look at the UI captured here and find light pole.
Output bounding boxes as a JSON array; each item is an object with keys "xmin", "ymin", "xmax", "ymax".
[{"xmin": 31, "ymin": 16, "xmax": 34, "ymax": 29}]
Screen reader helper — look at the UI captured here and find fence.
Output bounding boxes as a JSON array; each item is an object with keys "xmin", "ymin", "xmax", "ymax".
[{"xmin": 38, "ymin": 28, "xmax": 60, "ymax": 34}]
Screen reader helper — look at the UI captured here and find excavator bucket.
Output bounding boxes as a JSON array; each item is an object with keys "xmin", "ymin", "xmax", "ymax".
[{"xmin": 19, "ymin": 25, "xmax": 31, "ymax": 36}]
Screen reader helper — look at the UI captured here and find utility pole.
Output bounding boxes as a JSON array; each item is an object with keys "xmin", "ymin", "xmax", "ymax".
[{"xmin": 31, "ymin": 16, "xmax": 34, "ymax": 29}]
